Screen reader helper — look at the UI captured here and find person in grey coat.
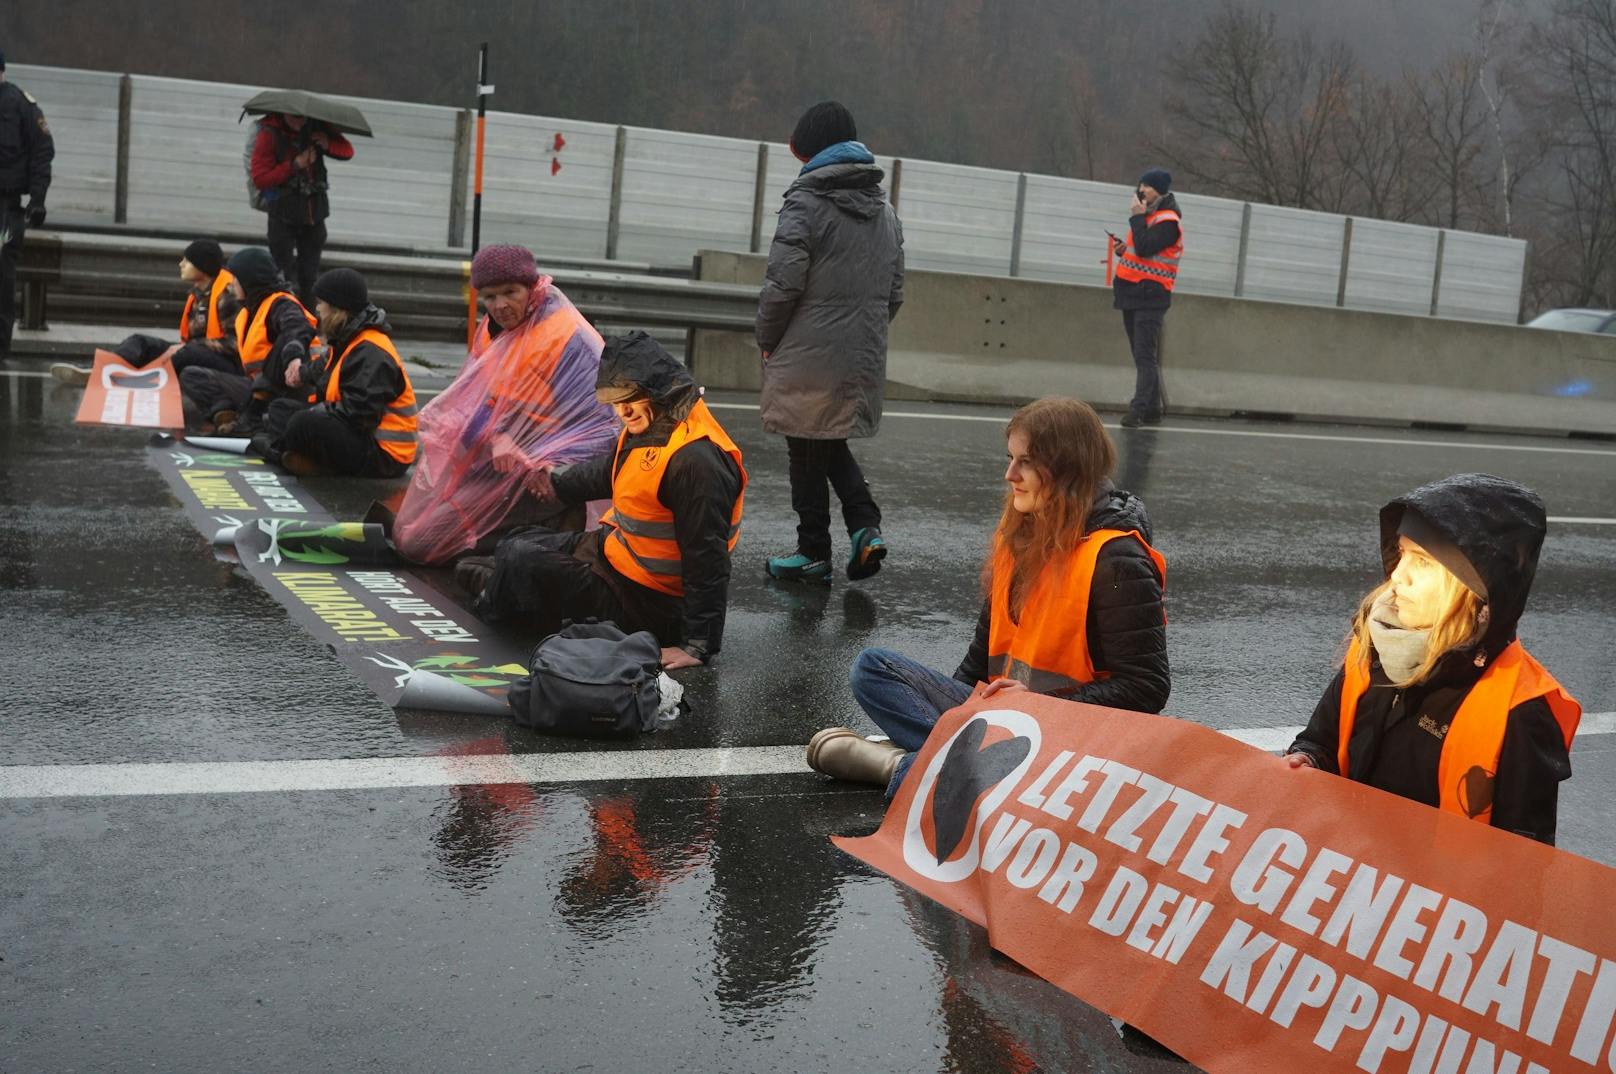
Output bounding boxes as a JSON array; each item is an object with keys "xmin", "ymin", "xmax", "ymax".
[{"xmin": 757, "ymin": 101, "xmax": 905, "ymax": 585}]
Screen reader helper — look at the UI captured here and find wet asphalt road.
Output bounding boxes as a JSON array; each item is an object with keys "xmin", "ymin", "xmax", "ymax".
[{"xmin": 3, "ymin": 368, "xmax": 1616, "ymax": 1073}]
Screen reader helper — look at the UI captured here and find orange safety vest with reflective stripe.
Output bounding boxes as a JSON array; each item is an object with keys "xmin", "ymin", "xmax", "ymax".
[
  {"xmin": 234, "ymin": 291, "xmax": 315, "ymax": 379},
  {"xmin": 320, "ymin": 328, "xmax": 419, "ymax": 465},
  {"xmin": 601, "ymin": 398, "xmax": 746, "ymax": 597},
  {"xmin": 179, "ymin": 270, "xmax": 235, "ymax": 343},
  {"xmin": 1336, "ymin": 637, "xmax": 1580, "ymax": 823},
  {"xmin": 988, "ymin": 529, "xmax": 1166, "ymax": 693},
  {"xmin": 1113, "ymin": 208, "xmax": 1184, "ymax": 290}
]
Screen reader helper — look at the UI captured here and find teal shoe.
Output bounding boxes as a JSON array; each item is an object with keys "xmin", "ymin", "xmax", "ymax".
[
  {"xmin": 846, "ymin": 527, "xmax": 887, "ymax": 581},
  {"xmin": 766, "ymin": 552, "xmax": 832, "ymax": 584}
]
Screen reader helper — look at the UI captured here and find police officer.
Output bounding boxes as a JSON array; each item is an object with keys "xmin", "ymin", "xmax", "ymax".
[{"xmin": 0, "ymin": 51, "xmax": 55, "ymax": 363}]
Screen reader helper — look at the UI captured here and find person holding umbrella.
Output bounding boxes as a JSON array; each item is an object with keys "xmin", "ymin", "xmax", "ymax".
[{"xmin": 245, "ymin": 92, "xmax": 359, "ymax": 307}]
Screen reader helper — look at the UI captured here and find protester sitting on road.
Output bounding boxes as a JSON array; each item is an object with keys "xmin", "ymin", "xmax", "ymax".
[
  {"xmin": 806, "ymin": 397, "xmax": 1169, "ymax": 793},
  {"xmin": 758, "ymin": 100, "xmax": 904, "ymax": 586},
  {"xmin": 1285, "ymin": 474, "xmax": 1580, "ymax": 845},
  {"xmin": 194, "ymin": 247, "xmax": 316, "ymax": 435},
  {"xmin": 390, "ymin": 244, "xmax": 619, "ymax": 564},
  {"xmin": 460, "ymin": 332, "xmax": 747, "ymax": 671},
  {"xmin": 251, "ymin": 111, "xmax": 354, "ymax": 307},
  {"xmin": 50, "ymin": 240, "xmax": 240, "ymax": 393},
  {"xmin": 250, "ymin": 268, "xmax": 416, "ymax": 478}
]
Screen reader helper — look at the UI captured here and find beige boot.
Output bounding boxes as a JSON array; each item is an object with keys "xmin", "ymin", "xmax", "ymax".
[{"xmin": 806, "ymin": 727, "xmax": 905, "ymax": 787}]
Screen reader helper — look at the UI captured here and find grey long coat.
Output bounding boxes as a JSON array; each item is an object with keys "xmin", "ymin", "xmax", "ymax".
[{"xmin": 755, "ymin": 162, "xmax": 904, "ymax": 440}]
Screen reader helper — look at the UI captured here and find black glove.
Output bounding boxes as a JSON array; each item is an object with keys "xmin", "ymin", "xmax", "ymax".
[{"xmin": 24, "ymin": 202, "xmax": 46, "ymax": 228}]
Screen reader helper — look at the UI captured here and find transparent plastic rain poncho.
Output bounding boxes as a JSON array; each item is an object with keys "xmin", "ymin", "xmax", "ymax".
[{"xmin": 393, "ymin": 279, "xmax": 620, "ymax": 564}]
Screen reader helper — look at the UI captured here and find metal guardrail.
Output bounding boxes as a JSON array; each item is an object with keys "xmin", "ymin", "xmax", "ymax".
[{"xmin": 17, "ymin": 231, "xmax": 759, "ymax": 342}]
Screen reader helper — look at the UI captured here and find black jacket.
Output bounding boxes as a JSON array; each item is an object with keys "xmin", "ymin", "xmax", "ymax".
[
  {"xmin": 312, "ymin": 307, "xmax": 405, "ymax": 431},
  {"xmin": 0, "ymin": 80, "xmax": 54, "ymax": 202},
  {"xmin": 1112, "ymin": 192, "xmax": 1180, "ymax": 312},
  {"xmin": 552, "ymin": 376, "xmax": 743, "ymax": 658},
  {"xmin": 955, "ymin": 484, "xmax": 1170, "ymax": 714},
  {"xmin": 1288, "ymin": 473, "xmax": 1572, "ymax": 845}
]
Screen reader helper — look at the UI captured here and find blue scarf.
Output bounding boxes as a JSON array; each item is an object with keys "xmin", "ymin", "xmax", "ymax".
[{"xmin": 800, "ymin": 140, "xmax": 876, "ymax": 175}]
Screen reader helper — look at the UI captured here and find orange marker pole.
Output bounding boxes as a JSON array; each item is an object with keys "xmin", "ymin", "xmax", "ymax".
[{"xmin": 467, "ymin": 43, "xmax": 492, "ymax": 347}]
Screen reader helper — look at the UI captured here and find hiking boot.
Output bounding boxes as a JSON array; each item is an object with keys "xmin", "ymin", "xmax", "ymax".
[
  {"xmin": 806, "ymin": 727, "xmax": 906, "ymax": 787},
  {"xmin": 1120, "ymin": 412, "xmax": 1144, "ymax": 428},
  {"xmin": 766, "ymin": 552, "xmax": 831, "ymax": 584},
  {"xmin": 454, "ymin": 555, "xmax": 496, "ymax": 600},
  {"xmin": 49, "ymin": 363, "xmax": 91, "ymax": 386},
  {"xmin": 279, "ymin": 450, "xmax": 320, "ymax": 477},
  {"xmin": 846, "ymin": 526, "xmax": 887, "ymax": 581}
]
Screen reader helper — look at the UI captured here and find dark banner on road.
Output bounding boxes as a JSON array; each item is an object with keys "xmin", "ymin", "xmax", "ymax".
[
  {"xmin": 231, "ymin": 518, "xmax": 528, "ymax": 715},
  {"xmin": 837, "ymin": 695, "xmax": 1616, "ymax": 1074},
  {"xmin": 146, "ymin": 441, "xmax": 333, "ymax": 546}
]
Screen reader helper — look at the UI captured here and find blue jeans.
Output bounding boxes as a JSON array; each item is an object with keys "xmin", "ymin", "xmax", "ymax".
[{"xmin": 850, "ymin": 648, "xmax": 974, "ymax": 800}]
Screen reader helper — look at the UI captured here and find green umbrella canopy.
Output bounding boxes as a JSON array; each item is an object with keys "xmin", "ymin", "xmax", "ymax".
[{"xmin": 241, "ymin": 89, "xmax": 373, "ymax": 137}]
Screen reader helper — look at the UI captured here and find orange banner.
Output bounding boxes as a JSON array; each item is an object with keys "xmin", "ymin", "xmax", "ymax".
[
  {"xmin": 835, "ymin": 694, "xmax": 1616, "ymax": 1074},
  {"xmin": 73, "ymin": 349, "xmax": 184, "ymax": 431}
]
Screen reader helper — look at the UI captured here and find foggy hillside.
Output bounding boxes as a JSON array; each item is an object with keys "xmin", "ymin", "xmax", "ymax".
[{"xmin": 7, "ymin": 0, "xmax": 1493, "ymax": 181}]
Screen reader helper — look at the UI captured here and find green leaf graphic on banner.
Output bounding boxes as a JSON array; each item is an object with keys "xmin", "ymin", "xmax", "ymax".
[
  {"xmin": 412, "ymin": 654, "xmax": 527, "ymax": 686},
  {"xmin": 281, "ymin": 543, "xmax": 350, "ymax": 565}
]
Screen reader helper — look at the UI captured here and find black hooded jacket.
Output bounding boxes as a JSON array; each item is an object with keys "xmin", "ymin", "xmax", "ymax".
[
  {"xmin": 955, "ymin": 483, "xmax": 1170, "ymax": 714},
  {"xmin": 310, "ymin": 306, "xmax": 405, "ymax": 431},
  {"xmin": 227, "ymin": 248, "xmax": 314, "ymax": 389},
  {"xmin": 550, "ymin": 334, "xmax": 743, "ymax": 657},
  {"xmin": 1112, "ymin": 192, "xmax": 1181, "ymax": 312},
  {"xmin": 1289, "ymin": 474, "xmax": 1573, "ymax": 845}
]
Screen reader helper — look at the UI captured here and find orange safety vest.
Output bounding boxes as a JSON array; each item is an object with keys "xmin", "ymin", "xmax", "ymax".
[
  {"xmin": 321, "ymin": 328, "xmax": 419, "ymax": 465},
  {"xmin": 601, "ymin": 398, "xmax": 747, "ymax": 597},
  {"xmin": 179, "ymin": 270, "xmax": 235, "ymax": 343},
  {"xmin": 234, "ymin": 291, "xmax": 315, "ymax": 379},
  {"xmin": 1337, "ymin": 637, "xmax": 1581, "ymax": 823},
  {"xmin": 1113, "ymin": 208, "xmax": 1184, "ymax": 290},
  {"xmin": 988, "ymin": 529, "xmax": 1166, "ymax": 693}
]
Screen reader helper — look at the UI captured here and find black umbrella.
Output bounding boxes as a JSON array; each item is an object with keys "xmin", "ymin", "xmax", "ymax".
[{"xmin": 240, "ymin": 89, "xmax": 373, "ymax": 137}]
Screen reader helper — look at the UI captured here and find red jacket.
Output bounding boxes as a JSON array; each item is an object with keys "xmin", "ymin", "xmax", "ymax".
[{"xmin": 249, "ymin": 114, "xmax": 353, "ymax": 191}]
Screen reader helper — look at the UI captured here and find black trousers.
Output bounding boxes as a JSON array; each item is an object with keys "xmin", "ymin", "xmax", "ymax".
[
  {"xmin": 481, "ymin": 529, "xmax": 631, "ymax": 636},
  {"xmin": 180, "ymin": 367, "xmax": 252, "ymax": 422},
  {"xmin": 785, "ymin": 436, "xmax": 881, "ymax": 561},
  {"xmin": 266, "ymin": 398, "xmax": 407, "ymax": 479},
  {"xmin": 267, "ymin": 216, "xmax": 327, "ymax": 306},
  {"xmin": 114, "ymin": 335, "xmax": 241, "ymax": 378},
  {"xmin": 1122, "ymin": 307, "xmax": 1167, "ymax": 419},
  {"xmin": 0, "ymin": 199, "xmax": 23, "ymax": 359}
]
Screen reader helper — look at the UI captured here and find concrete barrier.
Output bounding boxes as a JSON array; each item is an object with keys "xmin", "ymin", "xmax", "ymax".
[{"xmin": 690, "ymin": 250, "xmax": 1616, "ymax": 437}]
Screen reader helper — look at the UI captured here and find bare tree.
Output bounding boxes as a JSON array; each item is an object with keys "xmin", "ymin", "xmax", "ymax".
[
  {"xmin": 1410, "ymin": 52, "xmax": 1493, "ymax": 229},
  {"xmin": 1331, "ymin": 75, "xmax": 1422, "ymax": 220},
  {"xmin": 1161, "ymin": 2, "xmax": 1356, "ymax": 209},
  {"xmin": 1522, "ymin": 0, "xmax": 1616, "ymax": 307}
]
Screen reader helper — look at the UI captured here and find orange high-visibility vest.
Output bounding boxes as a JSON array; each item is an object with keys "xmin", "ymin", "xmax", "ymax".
[
  {"xmin": 601, "ymin": 398, "xmax": 746, "ymax": 597},
  {"xmin": 988, "ymin": 529, "xmax": 1166, "ymax": 694},
  {"xmin": 321, "ymin": 328, "xmax": 419, "ymax": 465},
  {"xmin": 234, "ymin": 291, "xmax": 315, "ymax": 379},
  {"xmin": 179, "ymin": 270, "xmax": 235, "ymax": 343},
  {"xmin": 1113, "ymin": 208, "xmax": 1184, "ymax": 290},
  {"xmin": 1337, "ymin": 637, "xmax": 1580, "ymax": 823}
]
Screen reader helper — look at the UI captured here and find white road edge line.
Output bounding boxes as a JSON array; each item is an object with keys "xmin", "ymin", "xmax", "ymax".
[
  {"xmin": 703, "ymin": 402, "xmax": 1616, "ymax": 458},
  {"xmin": 3, "ymin": 713, "xmax": 1612, "ymax": 800},
  {"xmin": 1551, "ymin": 517, "xmax": 1616, "ymax": 525}
]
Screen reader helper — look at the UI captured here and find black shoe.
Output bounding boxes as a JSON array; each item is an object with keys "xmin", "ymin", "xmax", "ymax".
[
  {"xmin": 1120, "ymin": 412, "xmax": 1144, "ymax": 428},
  {"xmin": 454, "ymin": 555, "xmax": 496, "ymax": 600}
]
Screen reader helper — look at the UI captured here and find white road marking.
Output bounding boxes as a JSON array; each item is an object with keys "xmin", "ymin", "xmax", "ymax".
[
  {"xmin": 704, "ymin": 401, "xmax": 1616, "ymax": 458},
  {"xmin": 1551, "ymin": 517, "xmax": 1616, "ymax": 526},
  {"xmin": 3, "ymin": 714, "xmax": 1612, "ymax": 800}
]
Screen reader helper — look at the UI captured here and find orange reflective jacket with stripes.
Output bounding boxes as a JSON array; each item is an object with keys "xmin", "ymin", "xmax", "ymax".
[
  {"xmin": 1336, "ymin": 637, "xmax": 1580, "ymax": 823},
  {"xmin": 988, "ymin": 529, "xmax": 1166, "ymax": 694},
  {"xmin": 320, "ymin": 328, "xmax": 419, "ymax": 465},
  {"xmin": 234, "ymin": 291, "xmax": 315, "ymax": 379},
  {"xmin": 180, "ymin": 270, "xmax": 235, "ymax": 343},
  {"xmin": 1113, "ymin": 208, "xmax": 1184, "ymax": 290},
  {"xmin": 601, "ymin": 399, "xmax": 746, "ymax": 597}
]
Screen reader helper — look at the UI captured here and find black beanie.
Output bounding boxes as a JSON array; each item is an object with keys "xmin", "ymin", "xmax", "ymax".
[
  {"xmin": 790, "ymin": 101, "xmax": 858, "ymax": 161},
  {"xmin": 313, "ymin": 267, "xmax": 368, "ymax": 312},
  {"xmin": 225, "ymin": 246, "xmax": 283, "ymax": 297},
  {"xmin": 183, "ymin": 240, "xmax": 225, "ymax": 277},
  {"xmin": 1139, "ymin": 168, "xmax": 1173, "ymax": 195}
]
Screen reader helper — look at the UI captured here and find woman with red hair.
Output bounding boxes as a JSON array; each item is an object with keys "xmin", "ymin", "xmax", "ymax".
[{"xmin": 806, "ymin": 397, "xmax": 1170, "ymax": 794}]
